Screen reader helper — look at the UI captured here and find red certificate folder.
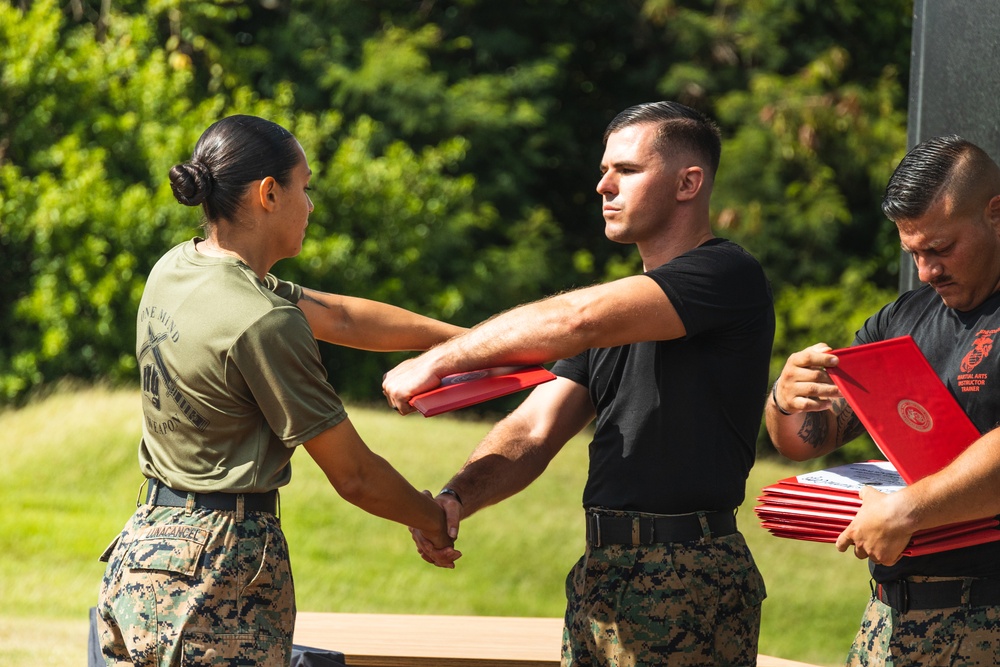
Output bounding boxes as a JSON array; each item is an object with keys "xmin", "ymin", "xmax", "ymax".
[
  {"xmin": 759, "ymin": 336, "xmax": 992, "ymax": 555},
  {"xmin": 408, "ymin": 366, "xmax": 557, "ymax": 417},
  {"xmin": 755, "ymin": 461, "xmax": 1000, "ymax": 556},
  {"xmin": 827, "ymin": 335, "xmax": 982, "ymax": 485}
]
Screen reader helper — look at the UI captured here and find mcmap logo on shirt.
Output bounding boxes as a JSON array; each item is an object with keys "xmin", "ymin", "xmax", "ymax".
[
  {"xmin": 138, "ymin": 306, "xmax": 210, "ymax": 433},
  {"xmin": 958, "ymin": 327, "xmax": 1000, "ymax": 393}
]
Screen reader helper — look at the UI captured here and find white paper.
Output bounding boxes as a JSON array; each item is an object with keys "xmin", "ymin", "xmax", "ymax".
[{"xmin": 795, "ymin": 461, "xmax": 906, "ymax": 493}]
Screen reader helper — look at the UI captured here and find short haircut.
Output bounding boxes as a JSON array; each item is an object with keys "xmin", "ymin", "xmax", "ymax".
[
  {"xmin": 603, "ymin": 101, "xmax": 722, "ymax": 177},
  {"xmin": 882, "ymin": 134, "xmax": 998, "ymax": 221}
]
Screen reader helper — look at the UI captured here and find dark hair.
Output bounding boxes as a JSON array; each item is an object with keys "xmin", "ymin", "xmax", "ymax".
[
  {"xmin": 882, "ymin": 134, "xmax": 995, "ymax": 221},
  {"xmin": 603, "ymin": 101, "xmax": 722, "ymax": 177},
  {"xmin": 169, "ymin": 115, "xmax": 300, "ymax": 223}
]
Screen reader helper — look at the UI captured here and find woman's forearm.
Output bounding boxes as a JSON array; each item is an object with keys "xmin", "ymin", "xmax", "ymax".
[{"xmin": 299, "ymin": 288, "xmax": 466, "ymax": 351}]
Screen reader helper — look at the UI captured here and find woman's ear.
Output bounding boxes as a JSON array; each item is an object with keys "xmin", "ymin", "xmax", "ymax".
[{"xmin": 258, "ymin": 176, "xmax": 278, "ymax": 211}]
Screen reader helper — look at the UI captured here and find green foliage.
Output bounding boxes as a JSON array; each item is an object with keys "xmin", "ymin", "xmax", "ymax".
[
  {"xmin": 1, "ymin": 0, "xmax": 915, "ymax": 468},
  {"xmin": 0, "ymin": 0, "xmax": 579, "ymax": 401},
  {"xmin": 714, "ymin": 47, "xmax": 908, "ymax": 290},
  {"xmin": 774, "ymin": 270, "xmax": 897, "ymax": 363}
]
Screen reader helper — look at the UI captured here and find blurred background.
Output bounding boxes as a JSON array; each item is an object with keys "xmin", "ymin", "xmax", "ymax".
[
  {"xmin": 1, "ymin": 0, "xmax": 917, "ymax": 461},
  {"xmin": 11, "ymin": 3, "xmax": 997, "ymax": 664}
]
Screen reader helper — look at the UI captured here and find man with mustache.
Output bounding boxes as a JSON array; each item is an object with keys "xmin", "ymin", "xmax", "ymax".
[{"xmin": 768, "ymin": 134, "xmax": 1000, "ymax": 666}]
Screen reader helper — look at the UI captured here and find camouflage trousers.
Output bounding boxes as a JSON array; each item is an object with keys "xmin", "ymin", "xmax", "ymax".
[
  {"xmin": 561, "ymin": 530, "xmax": 765, "ymax": 667},
  {"xmin": 846, "ymin": 578, "xmax": 1000, "ymax": 667},
  {"xmin": 96, "ymin": 501, "xmax": 294, "ymax": 666}
]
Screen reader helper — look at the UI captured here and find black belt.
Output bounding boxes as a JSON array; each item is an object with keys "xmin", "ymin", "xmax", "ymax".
[
  {"xmin": 585, "ymin": 509, "xmax": 737, "ymax": 547},
  {"xmin": 146, "ymin": 480, "xmax": 278, "ymax": 514},
  {"xmin": 875, "ymin": 578, "xmax": 1000, "ymax": 613}
]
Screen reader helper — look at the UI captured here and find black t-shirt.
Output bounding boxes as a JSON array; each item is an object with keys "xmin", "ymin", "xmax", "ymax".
[
  {"xmin": 552, "ymin": 238, "xmax": 775, "ymax": 514},
  {"xmin": 856, "ymin": 285, "xmax": 1000, "ymax": 580}
]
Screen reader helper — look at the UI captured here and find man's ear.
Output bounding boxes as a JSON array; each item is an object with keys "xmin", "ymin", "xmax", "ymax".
[
  {"xmin": 676, "ymin": 166, "xmax": 705, "ymax": 202},
  {"xmin": 258, "ymin": 177, "xmax": 278, "ymax": 211},
  {"xmin": 987, "ymin": 194, "xmax": 1000, "ymax": 230}
]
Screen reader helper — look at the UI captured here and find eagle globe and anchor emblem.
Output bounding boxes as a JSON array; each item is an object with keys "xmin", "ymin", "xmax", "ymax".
[{"xmin": 897, "ymin": 399, "xmax": 934, "ymax": 433}]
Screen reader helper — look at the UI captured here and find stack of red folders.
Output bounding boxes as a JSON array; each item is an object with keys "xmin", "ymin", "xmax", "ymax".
[
  {"xmin": 758, "ymin": 335, "xmax": 1000, "ymax": 555},
  {"xmin": 755, "ymin": 460, "xmax": 1000, "ymax": 556}
]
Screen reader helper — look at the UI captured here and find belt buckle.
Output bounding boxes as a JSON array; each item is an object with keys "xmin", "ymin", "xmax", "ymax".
[{"xmin": 590, "ymin": 512, "xmax": 602, "ymax": 548}]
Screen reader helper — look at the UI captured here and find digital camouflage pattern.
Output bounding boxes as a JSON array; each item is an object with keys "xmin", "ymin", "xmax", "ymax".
[
  {"xmin": 97, "ymin": 501, "xmax": 294, "ymax": 666},
  {"xmin": 847, "ymin": 589, "xmax": 1000, "ymax": 667},
  {"xmin": 561, "ymin": 530, "xmax": 765, "ymax": 667}
]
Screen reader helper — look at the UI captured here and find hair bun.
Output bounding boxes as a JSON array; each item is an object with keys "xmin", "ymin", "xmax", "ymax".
[{"xmin": 169, "ymin": 159, "xmax": 214, "ymax": 206}]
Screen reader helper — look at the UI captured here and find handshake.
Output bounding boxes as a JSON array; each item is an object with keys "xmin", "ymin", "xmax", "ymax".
[{"xmin": 410, "ymin": 489, "xmax": 465, "ymax": 569}]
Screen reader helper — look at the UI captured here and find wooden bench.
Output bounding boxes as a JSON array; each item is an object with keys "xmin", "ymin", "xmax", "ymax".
[{"xmin": 294, "ymin": 612, "xmax": 819, "ymax": 667}]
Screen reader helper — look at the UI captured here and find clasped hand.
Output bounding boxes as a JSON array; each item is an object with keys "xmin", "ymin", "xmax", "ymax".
[{"xmin": 411, "ymin": 492, "xmax": 464, "ymax": 568}]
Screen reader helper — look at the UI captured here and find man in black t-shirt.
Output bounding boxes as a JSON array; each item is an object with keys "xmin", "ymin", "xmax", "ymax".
[
  {"xmin": 768, "ymin": 135, "xmax": 1000, "ymax": 666},
  {"xmin": 383, "ymin": 101, "xmax": 775, "ymax": 666}
]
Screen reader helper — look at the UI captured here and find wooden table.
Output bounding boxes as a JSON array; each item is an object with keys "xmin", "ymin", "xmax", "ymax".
[{"xmin": 293, "ymin": 611, "xmax": 819, "ymax": 667}]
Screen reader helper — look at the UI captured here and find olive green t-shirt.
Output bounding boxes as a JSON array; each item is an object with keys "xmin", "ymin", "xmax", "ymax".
[{"xmin": 135, "ymin": 239, "xmax": 347, "ymax": 492}]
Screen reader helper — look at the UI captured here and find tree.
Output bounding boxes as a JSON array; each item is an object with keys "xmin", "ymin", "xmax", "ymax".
[{"xmin": 1, "ymin": 0, "xmax": 915, "ymax": 451}]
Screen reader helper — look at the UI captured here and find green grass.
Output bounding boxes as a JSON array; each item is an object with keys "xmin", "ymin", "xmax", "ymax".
[{"xmin": 0, "ymin": 386, "xmax": 871, "ymax": 666}]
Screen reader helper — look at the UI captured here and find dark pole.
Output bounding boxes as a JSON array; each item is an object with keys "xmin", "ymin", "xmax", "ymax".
[{"xmin": 900, "ymin": 0, "xmax": 1000, "ymax": 293}]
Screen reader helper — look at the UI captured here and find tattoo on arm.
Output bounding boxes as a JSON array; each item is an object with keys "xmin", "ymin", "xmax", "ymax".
[
  {"xmin": 832, "ymin": 398, "xmax": 866, "ymax": 447},
  {"xmin": 796, "ymin": 399, "xmax": 865, "ymax": 451},
  {"xmin": 299, "ymin": 291, "xmax": 328, "ymax": 308},
  {"xmin": 797, "ymin": 413, "xmax": 829, "ymax": 449}
]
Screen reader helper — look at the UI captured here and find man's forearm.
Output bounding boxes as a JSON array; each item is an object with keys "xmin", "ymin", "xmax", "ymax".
[
  {"xmin": 765, "ymin": 392, "xmax": 863, "ymax": 461},
  {"xmin": 904, "ymin": 426, "xmax": 1000, "ymax": 530},
  {"xmin": 765, "ymin": 403, "xmax": 838, "ymax": 461},
  {"xmin": 443, "ymin": 412, "xmax": 565, "ymax": 518},
  {"xmin": 836, "ymin": 426, "xmax": 1000, "ymax": 565},
  {"xmin": 422, "ymin": 295, "xmax": 597, "ymax": 377}
]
